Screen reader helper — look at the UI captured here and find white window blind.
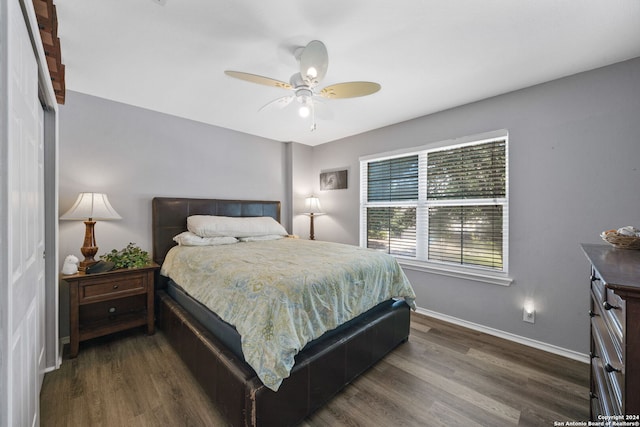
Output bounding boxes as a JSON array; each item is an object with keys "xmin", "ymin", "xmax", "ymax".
[
  {"xmin": 360, "ymin": 136, "xmax": 508, "ymax": 273},
  {"xmin": 367, "ymin": 155, "xmax": 419, "ymax": 201},
  {"xmin": 366, "ymin": 207, "xmax": 417, "ymax": 257}
]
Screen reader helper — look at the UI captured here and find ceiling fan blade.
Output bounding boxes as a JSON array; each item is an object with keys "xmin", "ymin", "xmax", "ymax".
[
  {"xmin": 319, "ymin": 81, "xmax": 381, "ymax": 99},
  {"xmin": 225, "ymin": 71, "xmax": 292, "ymax": 90},
  {"xmin": 300, "ymin": 40, "xmax": 328, "ymax": 84},
  {"xmin": 258, "ymin": 95, "xmax": 294, "ymax": 112}
]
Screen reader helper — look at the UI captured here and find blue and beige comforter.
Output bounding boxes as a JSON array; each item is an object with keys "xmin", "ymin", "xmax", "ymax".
[{"xmin": 160, "ymin": 238, "xmax": 416, "ymax": 391}]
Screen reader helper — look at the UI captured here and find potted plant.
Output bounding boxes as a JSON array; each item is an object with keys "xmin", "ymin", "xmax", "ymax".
[{"xmin": 101, "ymin": 242, "xmax": 150, "ymax": 269}]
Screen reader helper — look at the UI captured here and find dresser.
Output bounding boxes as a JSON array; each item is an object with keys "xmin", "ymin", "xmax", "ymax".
[
  {"xmin": 64, "ymin": 263, "xmax": 159, "ymax": 358},
  {"xmin": 583, "ymin": 244, "xmax": 640, "ymax": 419}
]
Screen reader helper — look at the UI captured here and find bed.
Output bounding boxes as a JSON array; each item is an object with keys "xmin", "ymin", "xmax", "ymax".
[{"xmin": 152, "ymin": 197, "xmax": 414, "ymax": 426}]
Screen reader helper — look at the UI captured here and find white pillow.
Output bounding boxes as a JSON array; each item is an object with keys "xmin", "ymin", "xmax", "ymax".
[
  {"xmin": 187, "ymin": 215, "xmax": 288, "ymax": 238},
  {"xmin": 173, "ymin": 231, "xmax": 238, "ymax": 246},
  {"xmin": 238, "ymin": 235, "xmax": 285, "ymax": 242}
]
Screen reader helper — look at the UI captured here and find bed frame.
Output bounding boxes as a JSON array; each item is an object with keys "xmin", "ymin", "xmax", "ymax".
[{"xmin": 152, "ymin": 197, "xmax": 411, "ymax": 426}]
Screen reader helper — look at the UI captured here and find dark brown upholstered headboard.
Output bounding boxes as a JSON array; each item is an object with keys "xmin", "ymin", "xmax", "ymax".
[{"xmin": 152, "ymin": 197, "xmax": 281, "ymax": 265}]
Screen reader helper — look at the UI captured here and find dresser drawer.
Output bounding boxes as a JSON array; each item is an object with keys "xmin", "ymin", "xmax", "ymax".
[
  {"xmin": 591, "ymin": 311, "xmax": 624, "ymax": 411},
  {"xmin": 79, "ymin": 274, "xmax": 147, "ymax": 304},
  {"xmin": 604, "ymin": 288, "xmax": 624, "ymax": 342},
  {"xmin": 591, "ymin": 354, "xmax": 619, "ymax": 417},
  {"xmin": 591, "ymin": 272, "xmax": 624, "ymax": 354},
  {"xmin": 591, "ymin": 271, "xmax": 605, "ymax": 304}
]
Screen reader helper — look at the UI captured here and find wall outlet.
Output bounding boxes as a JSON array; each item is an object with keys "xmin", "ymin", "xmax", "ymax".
[{"xmin": 523, "ymin": 308, "xmax": 535, "ymax": 323}]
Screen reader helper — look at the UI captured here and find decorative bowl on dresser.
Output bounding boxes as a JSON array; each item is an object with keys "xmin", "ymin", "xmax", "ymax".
[
  {"xmin": 582, "ymin": 244, "xmax": 640, "ymax": 420},
  {"xmin": 63, "ymin": 263, "xmax": 159, "ymax": 358}
]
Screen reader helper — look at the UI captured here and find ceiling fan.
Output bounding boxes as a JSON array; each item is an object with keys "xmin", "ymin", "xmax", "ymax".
[{"xmin": 224, "ymin": 40, "xmax": 381, "ymax": 131}]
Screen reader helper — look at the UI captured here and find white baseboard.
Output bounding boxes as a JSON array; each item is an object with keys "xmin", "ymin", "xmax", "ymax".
[
  {"xmin": 414, "ymin": 307, "xmax": 589, "ymax": 364},
  {"xmin": 58, "ymin": 336, "xmax": 69, "ymax": 367},
  {"xmin": 44, "ymin": 337, "xmax": 69, "ymax": 372}
]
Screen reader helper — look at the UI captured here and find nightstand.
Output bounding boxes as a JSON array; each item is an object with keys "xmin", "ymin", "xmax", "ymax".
[{"xmin": 64, "ymin": 263, "xmax": 159, "ymax": 358}]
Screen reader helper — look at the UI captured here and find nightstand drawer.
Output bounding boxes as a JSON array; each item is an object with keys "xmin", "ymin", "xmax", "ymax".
[
  {"xmin": 79, "ymin": 275, "xmax": 147, "ymax": 303},
  {"xmin": 79, "ymin": 294, "xmax": 148, "ymax": 341},
  {"xmin": 79, "ymin": 294, "xmax": 146, "ymax": 322}
]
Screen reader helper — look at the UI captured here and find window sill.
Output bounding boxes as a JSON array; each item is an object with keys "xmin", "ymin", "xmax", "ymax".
[{"xmin": 398, "ymin": 259, "xmax": 513, "ymax": 286}]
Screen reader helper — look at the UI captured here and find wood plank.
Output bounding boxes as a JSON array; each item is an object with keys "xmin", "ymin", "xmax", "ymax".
[{"xmin": 31, "ymin": 0, "xmax": 65, "ymax": 103}]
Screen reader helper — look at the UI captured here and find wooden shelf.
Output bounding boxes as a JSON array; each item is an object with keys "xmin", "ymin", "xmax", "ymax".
[{"xmin": 79, "ymin": 311, "xmax": 148, "ymax": 341}]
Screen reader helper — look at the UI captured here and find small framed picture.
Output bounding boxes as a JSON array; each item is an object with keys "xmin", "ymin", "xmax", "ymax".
[{"xmin": 320, "ymin": 169, "xmax": 348, "ymax": 190}]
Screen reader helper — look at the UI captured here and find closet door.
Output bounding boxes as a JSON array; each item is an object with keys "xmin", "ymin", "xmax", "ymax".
[{"xmin": 1, "ymin": 0, "xmax": 47, "ymax": 425}]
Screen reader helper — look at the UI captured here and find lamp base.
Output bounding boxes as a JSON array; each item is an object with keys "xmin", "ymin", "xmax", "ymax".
[
  {"xmin": 79, "ymin": 220, "xmax": 99, "ymax": 271},
  {"xmin": 309, "ymin": 213, "xmax": 315, "ymax": 241},
  {"xmin": 78, "ymin": 253, "xmax": 98, "ymax": 271}
]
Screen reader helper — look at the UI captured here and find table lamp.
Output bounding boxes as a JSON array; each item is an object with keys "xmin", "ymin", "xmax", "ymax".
[
  {"xmin": 60, "ymin": 192, "xmax": 121, "ymax": 270},
  {"xmin": 303, "ymin": 195, "xmax": 323, "ymax": 240}
]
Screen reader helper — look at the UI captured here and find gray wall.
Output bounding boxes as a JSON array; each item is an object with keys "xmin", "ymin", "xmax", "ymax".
[
  {"xmin": 58, "ymin": 91, "xmax": 289, "ymax": 336},
  {"xmin": 290, "ymin": 142, "xmax": 315, "ymax": 239},
  {"xmin": 307, "ymin": 57, "xmax": 640, "ymax": 354},
  {"xmin": 58, "ymin": 58, "xmax": 640, "ymax": 354}
]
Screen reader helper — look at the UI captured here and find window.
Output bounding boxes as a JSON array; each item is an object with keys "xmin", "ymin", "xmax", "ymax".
[{"xmin": 360, "ymin": 132, "xmax": 508, "ymax": 278}]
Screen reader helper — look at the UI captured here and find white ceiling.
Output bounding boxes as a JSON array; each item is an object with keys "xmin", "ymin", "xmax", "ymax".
[{"xmin": 56, "ymin": 0, "xmax": 640, "ymax": 146}]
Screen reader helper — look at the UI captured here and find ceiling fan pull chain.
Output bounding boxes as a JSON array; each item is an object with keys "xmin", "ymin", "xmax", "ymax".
[{"xmin": 310, "ymin": 103, "xmax": 317, "ymax": 132}]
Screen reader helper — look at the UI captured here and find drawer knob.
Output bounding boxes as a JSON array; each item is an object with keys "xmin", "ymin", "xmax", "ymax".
[
  {"xmin": 108, "ymin": 307, "xmax": 116, "ymax": 313},
  {"xmin": 113, "ymin": 285, "xmax": 119, "ymax": 289},
  {"xmin": 605, "ymin": 363, "xmax": 621, "ymax": 374},
  {"xmin": 589, "ymin": 310, "xmax": 597, "ymax": 318},
  {"xmin": 603, "ymin": 301, "xmax": 619, "ymax": 311}
]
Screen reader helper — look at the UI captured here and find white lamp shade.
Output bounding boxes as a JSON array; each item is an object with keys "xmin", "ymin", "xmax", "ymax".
[
  {"xmin": 60, "ymin": 192, "xmax": 122, "ymax": 220},
  {"xmin": 304, "ymin": 196, "xmax": 322, "ymax": 214}
]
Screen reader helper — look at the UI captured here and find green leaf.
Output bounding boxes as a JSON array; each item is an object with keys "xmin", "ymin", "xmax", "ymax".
[{"xmin": 100, "ymin": 243, "xmax": 150, "ymax": 269}]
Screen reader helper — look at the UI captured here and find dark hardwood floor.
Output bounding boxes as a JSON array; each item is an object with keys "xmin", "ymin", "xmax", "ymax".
[{"xmin": 41, "ymin": 313, "xmax": 589, "ymax": 426}]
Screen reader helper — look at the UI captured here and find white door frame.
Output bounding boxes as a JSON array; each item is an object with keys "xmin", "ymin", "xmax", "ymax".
[
  {"xmin": 18, "ymin": 0, "xmax": 60, "ymax": 372},
  {"xmin": 0, "ymin": 0, "xmax": 59, "ymax": 424}
]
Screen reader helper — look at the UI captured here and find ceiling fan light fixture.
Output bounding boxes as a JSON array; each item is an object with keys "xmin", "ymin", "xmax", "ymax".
[
  {"xmin": 306, "ymin": 67, "xmax": 317, "ymax": 79},
  {"xmin": 298, "ymin": 105, "xmax": 311, "ymax": 118},
  {"xmin": 298, "ymin": 93, "xmax": 312, "ymax": 118}
]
